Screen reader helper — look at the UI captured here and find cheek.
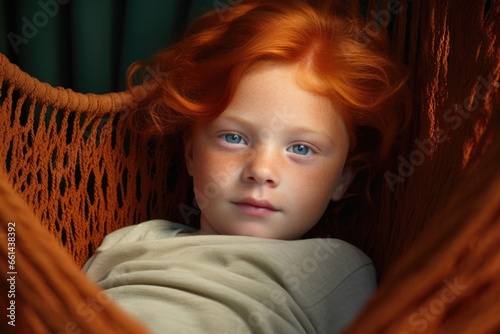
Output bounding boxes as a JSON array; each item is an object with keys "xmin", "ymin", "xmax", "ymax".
[
  {"xmin": 191, "ymin": 144, "xmax": 213, "ymax": 186},
  {"xmin": 290, "ymin": 165, "xmax": 342, "ymax": 206},
  {"xmin": 311, "ymin": 158, "xmax": 343, "ymax": 182},
  {"xmin": 192, "ymin": 148, "xmax": 239, "ymax": 190},
  {"xmin": 284, "ymin": 175, "xmax": 332, "ymax": 234},
  {"xmin": 301, "ymin": 181, "xmax": 332, "ymax": 210}
]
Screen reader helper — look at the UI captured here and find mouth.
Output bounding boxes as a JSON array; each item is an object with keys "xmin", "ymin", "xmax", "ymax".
[{"xmin": 232, "ymin": 198, "xmax": 279, "ymax": 217}]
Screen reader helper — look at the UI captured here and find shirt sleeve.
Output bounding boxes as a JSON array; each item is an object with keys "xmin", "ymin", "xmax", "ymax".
[
  {"xmin": 82, "ymin": 219, "xmax": 193, "ymax": 272},
  {"xmin": 305, "ymin": 263, "xmax": 377, "ymax": 334}
]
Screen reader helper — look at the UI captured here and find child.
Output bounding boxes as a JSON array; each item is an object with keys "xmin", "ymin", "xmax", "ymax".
[{"xmin": 84, "ymin": 0, "xmax": 410, "ymax": 333}]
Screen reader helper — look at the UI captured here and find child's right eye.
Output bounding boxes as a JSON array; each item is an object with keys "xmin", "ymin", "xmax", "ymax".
[{"xmin": 220, "ymin": 133, "xmax": 246, "ymax": 144}]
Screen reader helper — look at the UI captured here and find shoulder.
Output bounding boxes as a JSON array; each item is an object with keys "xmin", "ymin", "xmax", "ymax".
[
  {"xmin": 83, "ymin": 220, "xmax": 194, "ymax": 273},
  {"xmin": 289, "ymin": 239, "xmax": 376, "ymax": 333},
  {"xmin": 312, "ymin": 238, "xmax": 374, "ymax": 286},
  {"xmin": 280, "ymin": 238, "xmax": 375, "ymax": 304},
  {"xmin": 97, "ymin": 220, "xmax": 195, "ymax": 250},
  {"xmin": 291, "ymin": 238, "xmax": 373, "ymax": 272}
]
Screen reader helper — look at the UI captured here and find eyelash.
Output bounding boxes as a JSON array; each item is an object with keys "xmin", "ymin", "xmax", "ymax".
[
  {"xmin": 218, "ymin": 133, "xmax": 314, "ymax": 156},
  {"xmin": 287, "ymin": 144, "xmax": 312, "ymax": 156},
  {"xmin": 220, "ymin": 133, "xmax": 247, "ymax": 145}
]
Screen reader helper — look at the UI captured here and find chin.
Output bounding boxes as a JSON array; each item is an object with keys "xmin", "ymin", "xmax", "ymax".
[{"xmin": 226, "ymin": 225, "xmax": 278, "ymax": 239}]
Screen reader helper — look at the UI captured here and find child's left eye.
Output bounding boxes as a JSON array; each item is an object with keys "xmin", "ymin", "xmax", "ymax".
[
  {"xmin": 220, "ymin": 134, "xmax": 245, "ymax": 144},
  {"xmin": 288, "ymin": 144, "xmax": 312, "ymax": 156}
]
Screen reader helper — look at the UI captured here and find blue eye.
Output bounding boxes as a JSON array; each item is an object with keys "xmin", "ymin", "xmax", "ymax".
[
  {"xmin": 221, "ymin": 134, "xmax": 244, "ymax": 144},
  {"xmin": 289, "ymin": 144, "xmax": 311, "ymax": 155}
]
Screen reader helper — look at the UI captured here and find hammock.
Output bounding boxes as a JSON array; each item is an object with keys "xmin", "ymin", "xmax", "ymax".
[{"xmin": 0, "ymin": 0, "xmax": 499, "ymax": 333}]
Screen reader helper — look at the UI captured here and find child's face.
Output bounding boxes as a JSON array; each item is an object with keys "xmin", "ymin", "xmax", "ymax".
[{"xmin": 185, "ymin": 63, "xmax": 352, "ymax": 239}]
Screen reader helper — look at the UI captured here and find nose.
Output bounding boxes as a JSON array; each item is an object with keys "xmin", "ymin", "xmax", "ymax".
[{"xmin": 241, "ymin": 147, "xmax": 280, "ymax": 187}]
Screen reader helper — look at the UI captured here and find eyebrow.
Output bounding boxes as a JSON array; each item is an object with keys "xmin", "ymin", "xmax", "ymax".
[
  {"xmin": 215, "ymin": 114, "xmax": 253, "ymax": 128},
  {"xmin": 285, "ymin": 127, "xmax": 337, "ymax": 145},
  {"xmin": 218, "ymin": 114, "xmax": 337, "ymax": 145}
]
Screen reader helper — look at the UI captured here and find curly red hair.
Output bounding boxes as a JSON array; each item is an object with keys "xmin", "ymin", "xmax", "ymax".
[
  {"xmin": 127, "ymin": 0, "xmax": 411, "ymax": 233},
  {"xmin": 128, "ymin": 0, "xmax": 409, "ymax": 170}
]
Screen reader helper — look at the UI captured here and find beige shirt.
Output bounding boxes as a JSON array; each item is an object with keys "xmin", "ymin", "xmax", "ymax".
[{"xmin": 84, "ymin": 220, "xmax": 376, "ymax": 334}]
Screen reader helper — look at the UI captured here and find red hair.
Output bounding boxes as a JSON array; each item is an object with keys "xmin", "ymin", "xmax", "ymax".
[{"xmin": 127, "ymin": 0, "xmax": 411, "ymax": 230}]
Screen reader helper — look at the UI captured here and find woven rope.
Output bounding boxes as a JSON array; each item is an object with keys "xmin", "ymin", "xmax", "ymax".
[
  {"xmin": 0, "ymin": 0, "xmax": 499, "ymax": 332},
  {"xmin": 0, "ymin": 53, "xmax": 189, "ymax": 269}
]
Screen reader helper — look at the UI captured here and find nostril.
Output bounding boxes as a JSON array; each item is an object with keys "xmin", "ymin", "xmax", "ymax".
[
  {"xmin": 265, "ymin": 178, "xmax": 275, "ymax": 185},
  {"xmin": 241, "ymin": 154, "xmax": 279, "ymax": 186}
]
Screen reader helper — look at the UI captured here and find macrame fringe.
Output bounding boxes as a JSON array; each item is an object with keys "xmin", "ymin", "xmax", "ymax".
[
  {"xmin": 0, "ymin": 0, "xmax": 499, "ymax": 332},
  {"xmin": 0, "ymin": 53, "xmax": 189, "ymax": 268}
]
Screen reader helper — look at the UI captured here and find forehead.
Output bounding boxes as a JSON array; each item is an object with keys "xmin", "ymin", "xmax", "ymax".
[{"xmin": 218, "ymin": 63, "xmax": 348, "ymax": 136}]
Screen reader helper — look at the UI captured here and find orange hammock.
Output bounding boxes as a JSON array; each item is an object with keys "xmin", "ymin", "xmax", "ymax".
[{"xmin": 1, "ymin": 0, "xmax": 499, "ymax": 333}]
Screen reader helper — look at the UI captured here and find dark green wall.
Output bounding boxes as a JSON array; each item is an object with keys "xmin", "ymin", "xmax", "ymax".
[{"xmin": 1, "ymin": 0, "xmax": 216, "ymax": 93}]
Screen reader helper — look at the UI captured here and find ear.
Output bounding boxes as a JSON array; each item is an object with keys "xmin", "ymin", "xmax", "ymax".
[
  {"xmin": 184, "ymin": 133, "xmax": 194, "ymax": 176},
  {"xmin": 330, "ymin": 167, "xmax": 353, "ymax": 201}
]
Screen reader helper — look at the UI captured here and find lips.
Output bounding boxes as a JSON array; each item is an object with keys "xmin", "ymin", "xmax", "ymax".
[{"xmin": 232, "ymin": 198, "xmax": 279, "ymax": 217}]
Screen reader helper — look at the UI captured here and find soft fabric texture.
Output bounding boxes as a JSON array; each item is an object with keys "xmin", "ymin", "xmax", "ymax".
[
  {"xmin": 84, "ymin": 220, "xmax": 376, "ymax": 334},
  {"xmin": 0, "ymin": 1, "xmax": 497, "ymax": 277},
  {"xmin": 0, "ymin": 1, "xmax": 499, "ymax": 333}
]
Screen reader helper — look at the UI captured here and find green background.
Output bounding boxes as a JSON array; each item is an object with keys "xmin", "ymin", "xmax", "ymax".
[
  {"xmin": 0, "ymin": 0, "xmax": 219, "ymax": 93},
  {"xmin": 0, "ymin": 0, "xmax": 389, "ymax": 94}
]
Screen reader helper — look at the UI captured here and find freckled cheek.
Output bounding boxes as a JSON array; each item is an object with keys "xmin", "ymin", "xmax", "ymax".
[
  {"xmin": 309, "ymin": 170, "xmax": 336, "ymax": 190},
  {"xmin": 283, "ymin": 176, "xmax": 331, "ymax": 227},
  {"xmin": 194, "ymin": 150, "xmax": 242, "ymax": 187},
  {"xmin": 287, "ymin": 166, "xmax": 338, "ymax": 205}
]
